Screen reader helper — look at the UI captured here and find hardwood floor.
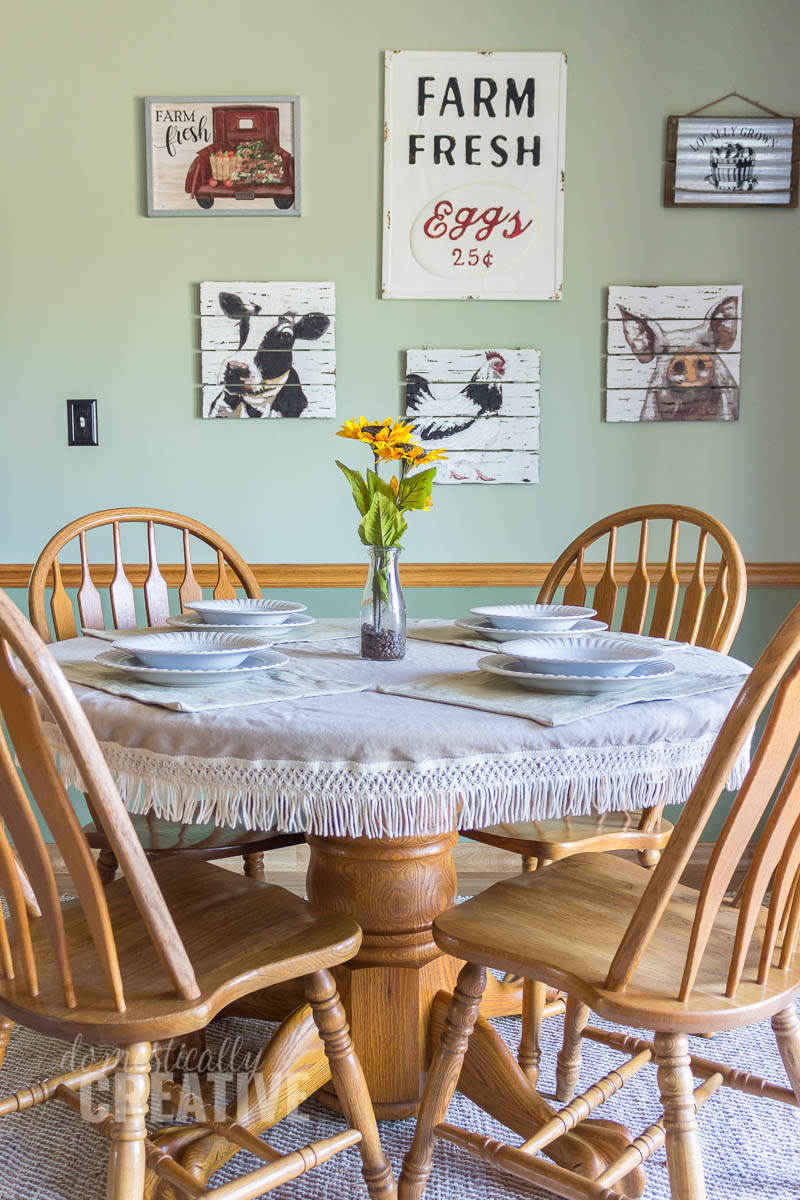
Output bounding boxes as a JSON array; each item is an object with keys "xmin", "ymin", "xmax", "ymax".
[{"xmin": 48, "ymin": 839, "xmax": 752, "ymax": 898}]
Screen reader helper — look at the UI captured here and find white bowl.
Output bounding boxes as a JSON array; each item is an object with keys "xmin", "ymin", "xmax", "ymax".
[
  {"xmin": 470, "ymin": 604, "xmax": 597, "ymax": 632},
  {"xmin": 113, "ymin": 631, "xmax": 274, "ymax": 670},
  {"xmin": 504, "ymin": 636, "xmax": 665, "ymax": 677},
  {"xmin": 187, "ymin": 599, "xmax": 307, "ymax": 626},
  {"xmin": 455, "ymin": 616, "xmax": 609, "ymax": 642}
]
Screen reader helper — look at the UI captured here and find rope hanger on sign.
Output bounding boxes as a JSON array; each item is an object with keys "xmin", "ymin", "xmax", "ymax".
[{"xmin": 685, "ymin": 90, "xmax": 785, "ymax": 118}]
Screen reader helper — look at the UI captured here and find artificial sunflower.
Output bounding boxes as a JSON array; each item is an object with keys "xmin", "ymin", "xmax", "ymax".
[
  {"xmin": 335, "ymin": 416, "xmax": 446, "ymax": 549},
  {"xmin": 405, "ymin": 445, "xmax": 448, "ymax": 466},
  {"xmin": 336, "ymin": 417, "xmax": 394, "ymax": 446}
]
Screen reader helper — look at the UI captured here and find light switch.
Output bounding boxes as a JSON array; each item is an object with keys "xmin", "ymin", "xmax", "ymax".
[{"xmin": 67, "ymin": 399, "xmax": 98, "ymax": 446}]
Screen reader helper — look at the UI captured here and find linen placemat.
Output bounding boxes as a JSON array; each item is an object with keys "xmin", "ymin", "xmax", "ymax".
[
  {"xmin": 407, "ymin": 621, "xmax": 509, "ymax": 653},
  {"xmin": 81, "ymin": 618, "xmax": 358, "ymax": 645},
  {"xmin": 58, "ymin": 657, "xmax": 371, "ymax": 713},
  {"xmin": 378, "ymin": 645, "xmax": 750, "ymax": 727}
]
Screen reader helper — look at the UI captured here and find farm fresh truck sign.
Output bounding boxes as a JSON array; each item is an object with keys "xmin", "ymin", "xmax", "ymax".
[{"xmin": 381, "ymin": 51, "xmax": 567, "ymax": 300}]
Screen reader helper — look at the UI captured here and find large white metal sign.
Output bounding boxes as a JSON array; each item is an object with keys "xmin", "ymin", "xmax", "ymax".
[{"xmin": 381, "ymin": 50, "xmax": 567, "ymax": 301}]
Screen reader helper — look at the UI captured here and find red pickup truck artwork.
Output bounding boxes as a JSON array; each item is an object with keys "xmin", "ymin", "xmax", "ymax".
[{"xmin": 185, "ymin": 106, "xmax": 295, "ymax": 211}]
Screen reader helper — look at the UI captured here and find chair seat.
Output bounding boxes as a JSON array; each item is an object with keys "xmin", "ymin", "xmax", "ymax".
[
  {"xmin": 464, "ymin": 812, "xmax": 674, "ymax": 860},
  {"xmin": 82, "ymin": 815, "xmax": 304, "ymax": 858},
  {"xmin": 0, "ymin": 857, "xmax": 360, "ymax": 1044},
  {"xmin": 433, "ymin": 854, "xmax": 800, "ymax": 1033}
]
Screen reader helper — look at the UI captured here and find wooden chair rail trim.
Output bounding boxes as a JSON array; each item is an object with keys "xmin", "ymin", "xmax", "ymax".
[{"xmin": 3, "ymin": 560, "xmax": 798, "ymax": 590}]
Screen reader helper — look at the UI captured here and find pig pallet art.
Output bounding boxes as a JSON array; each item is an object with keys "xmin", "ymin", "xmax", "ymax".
[
  {"xmin": 199, "ymin": 282, "xmax": 335, "ymax": 419},
  {"xmin": 605, "ymin": 284, "xmax": 743, "ymax": 422}
]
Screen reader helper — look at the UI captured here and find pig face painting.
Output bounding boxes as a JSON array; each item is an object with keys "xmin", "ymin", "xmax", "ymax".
[{"xmin": 618, "ymin": 296, "xmax": 740, "ymax": 422}]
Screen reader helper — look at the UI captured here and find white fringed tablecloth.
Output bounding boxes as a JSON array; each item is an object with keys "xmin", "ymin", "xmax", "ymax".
[{"xmin": 42, "ymin": 624, "xmax": 752, "ymax": 838}]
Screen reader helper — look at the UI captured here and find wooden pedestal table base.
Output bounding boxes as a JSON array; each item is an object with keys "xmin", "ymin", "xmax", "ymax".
[{"xmin": 148, "ymin": 830, "xmax": 632, "ymax": 1197}]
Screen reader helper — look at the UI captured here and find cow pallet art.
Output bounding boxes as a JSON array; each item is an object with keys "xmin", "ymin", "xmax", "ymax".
[
  {"xmin": 404, "ymin": 348, "xmax": 540, "ymax": 483},
  {"xmin": 200, "ymin": 282, "xmax": 335, "ymax": 419},
  {"xmin": 605, "ymin": 285, "xmax": 743, "ymax": 423}
]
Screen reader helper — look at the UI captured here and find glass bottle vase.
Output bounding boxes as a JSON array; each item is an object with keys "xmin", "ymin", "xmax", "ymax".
[{"xmin": 360, "ymin": 545, "xmax": 406, "ymax": 660}]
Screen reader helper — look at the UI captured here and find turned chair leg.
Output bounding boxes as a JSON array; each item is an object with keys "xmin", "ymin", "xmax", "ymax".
[
  {"xmin": 97, "ymin": 849, "xmax": 119, "ymax": 886},
  {"xmin": 0, "ymin": 1017, "xmax": 14, "ymax": 1072},
  {"xmin": 638, "ymin": 847, "xmax": 662, "ymax": 869},
  {"xmin": 654, "ymin": 1031, "xmax": 706, "ymax": 1200},
  {"xmin": 242, "ymin": 851, "xmax": 266, "ymax": 881},
  {"xmin": 399, "ymin": 962, "xmax": 487, "ymax": 1200},
  {"xmin": 518, "ymin": 979, "xmax": 546, "ymax": 1087},
  {"xmin": 107, "ymin": 1041, "xmax": 151, "ymax": 1200},
  {"xmin": 555, "ymin": 994, "xmax": 589, "ymax": 1102},
  {"xmin": 305, "ymin": 969, "xmax": 396, "ymax": 1199},
  {"xmin": 771, "ymin": 1005, "xmax": 800, "ymax": 1103}
]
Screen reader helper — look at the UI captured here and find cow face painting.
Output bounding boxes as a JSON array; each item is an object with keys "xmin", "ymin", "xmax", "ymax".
[
  {"xmin": 200, "ymin": 282, "xmax": 336, "ymax": 419},
  {"xmin": 606, "ymin": 286, "xmax": 742, "ymax": 423}
]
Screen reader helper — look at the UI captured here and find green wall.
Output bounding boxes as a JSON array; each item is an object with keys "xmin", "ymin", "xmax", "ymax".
[
  {"xmin": 2, "ymin": 0, "xmax": 800, "ymax": 838},
  {"xmin": 2, "ymin": 0, "xmax": 800, "ymax": 568}
]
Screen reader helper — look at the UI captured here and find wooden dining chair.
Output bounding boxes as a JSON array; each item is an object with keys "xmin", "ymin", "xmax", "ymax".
[
  {"xmin": 463, "ymin": 504, "xmax": 747, "ymax": 1085},
  {"xmin": 0, "ymin": 588, "xmax": 395, "ymax": 1200},
  {"xmin": 28, "ymin": 507, "xmax": 305, "ymax": 885},
  {"xmin": 401, "ymin": 598, "xmax": 800, "ymax": 1200}
]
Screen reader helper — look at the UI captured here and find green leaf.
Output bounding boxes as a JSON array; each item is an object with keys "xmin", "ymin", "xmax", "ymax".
[
  {"xmin": 358, "ymin": 494, "xmax": 408, "ymax": 548},
  {"xmin": 336, "ymin": 460, "xmax": 370, "ymax": 516},
  {"xmin": 366, "ymin": 468, "xmax": 396, "ymax": 503},
  {"xmin": 397, "ymin": 467, "xmax": 436, "ymax": 511}
]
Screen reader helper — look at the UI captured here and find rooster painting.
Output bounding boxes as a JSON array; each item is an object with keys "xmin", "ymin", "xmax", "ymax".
[{"xmin": 404, "ymin": 348, "xmax": 540, "ymax": 484}]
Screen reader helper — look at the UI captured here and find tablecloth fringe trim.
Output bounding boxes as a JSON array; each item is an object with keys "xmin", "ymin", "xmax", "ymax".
[{"xmin": 42, "ymin": 724, "xmax": 752, "ymax": 839}]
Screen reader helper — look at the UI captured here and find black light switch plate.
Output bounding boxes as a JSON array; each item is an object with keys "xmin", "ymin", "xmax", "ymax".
[{"xmin": 67, "ymin": 399, "xmax": 98, "ymax": 446}]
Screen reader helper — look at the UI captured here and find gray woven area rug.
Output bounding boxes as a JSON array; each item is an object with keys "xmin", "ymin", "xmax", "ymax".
[{"xmin": 1, "ymin": 1000, "xmax": 799, "ymax": 1199}]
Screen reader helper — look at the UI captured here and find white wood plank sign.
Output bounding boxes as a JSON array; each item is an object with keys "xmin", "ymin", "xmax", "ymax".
[
  {"xmin": 382, "ymin": 51, "xmax": 567, "ymax": 301},
  {"xmin": 405, "ymin": 348, "xmax": 540, "ymax": 484},
  {"xmin": 605, "ymin": 285, "xmax": 742, "ymax": 423},
  {"xmin": 199, "ymin": 282, "xmax": 335, "ymax": 418}
]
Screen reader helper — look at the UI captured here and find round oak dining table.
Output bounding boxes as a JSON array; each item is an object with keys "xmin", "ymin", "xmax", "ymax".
[{"xmin": 43, "ymin": 623, "xmax": 750, "ymax": 1191}]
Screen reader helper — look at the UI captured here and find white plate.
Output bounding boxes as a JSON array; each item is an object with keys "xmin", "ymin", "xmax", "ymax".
[
  {"xmin": 166, "ymin": 612, "xmax": 316, "ymax": 634},
  {"xmin": 478, "ymin": 654, "xmax": 676, "ymax": 694},
  {"xmin": 455, "ymin": 617, "xmax": 609, "ymax": 642},
  {"xmin": 187, "ymin": 598, "xmax": 307, "ymax": 626},
  {"xmin": 470, "ymin": 604, "xmax": 597, "ymax": 631},
  {"xmin": 503, "ymin": 636, "xmax": 665, "ymax": 678},
  {"xmin": 113, "ymin": 631, "xmax": 274, "ymax": 670},
  {"xmin": 95, "ymin": 648, "xmax": 290, "ymax": 687}
]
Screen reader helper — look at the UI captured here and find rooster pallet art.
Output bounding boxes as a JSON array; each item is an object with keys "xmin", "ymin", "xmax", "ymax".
[
  {"xmin": 405, "ymin": 348, "xmax": 540, "ymax": 484},
  {"xmin": 199, "ymin": 281, "xmax": 335, "ymax": 418},
  {"xmin": 605, "ymin": 285, "xmax": 742, "ymax": 422}
]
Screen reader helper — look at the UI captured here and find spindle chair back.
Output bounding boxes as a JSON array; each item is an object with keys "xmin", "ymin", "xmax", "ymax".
[
  {"xmin": 27, "ymin": 509, "xmax": 297, "ymax": 887},
  {"xmin": 0, "ymin": 587, "xmax": 199, "ymax": 1015},
  {"xmin": 28, "ymin": 507, "xmax": 260, "ymax": 643},
  {"xmin": 538, "ymin": 503, "xmax": 747, "ymax": 654},
  {"xmin": 607, "ymin": 596, "xmax": 800, "ymax": 1003}
]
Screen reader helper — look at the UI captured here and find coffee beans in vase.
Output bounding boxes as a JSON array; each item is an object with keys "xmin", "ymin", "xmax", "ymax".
[{"xmin": 361, "ymin": 624, "xmax": 406, "ymax": 661}]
